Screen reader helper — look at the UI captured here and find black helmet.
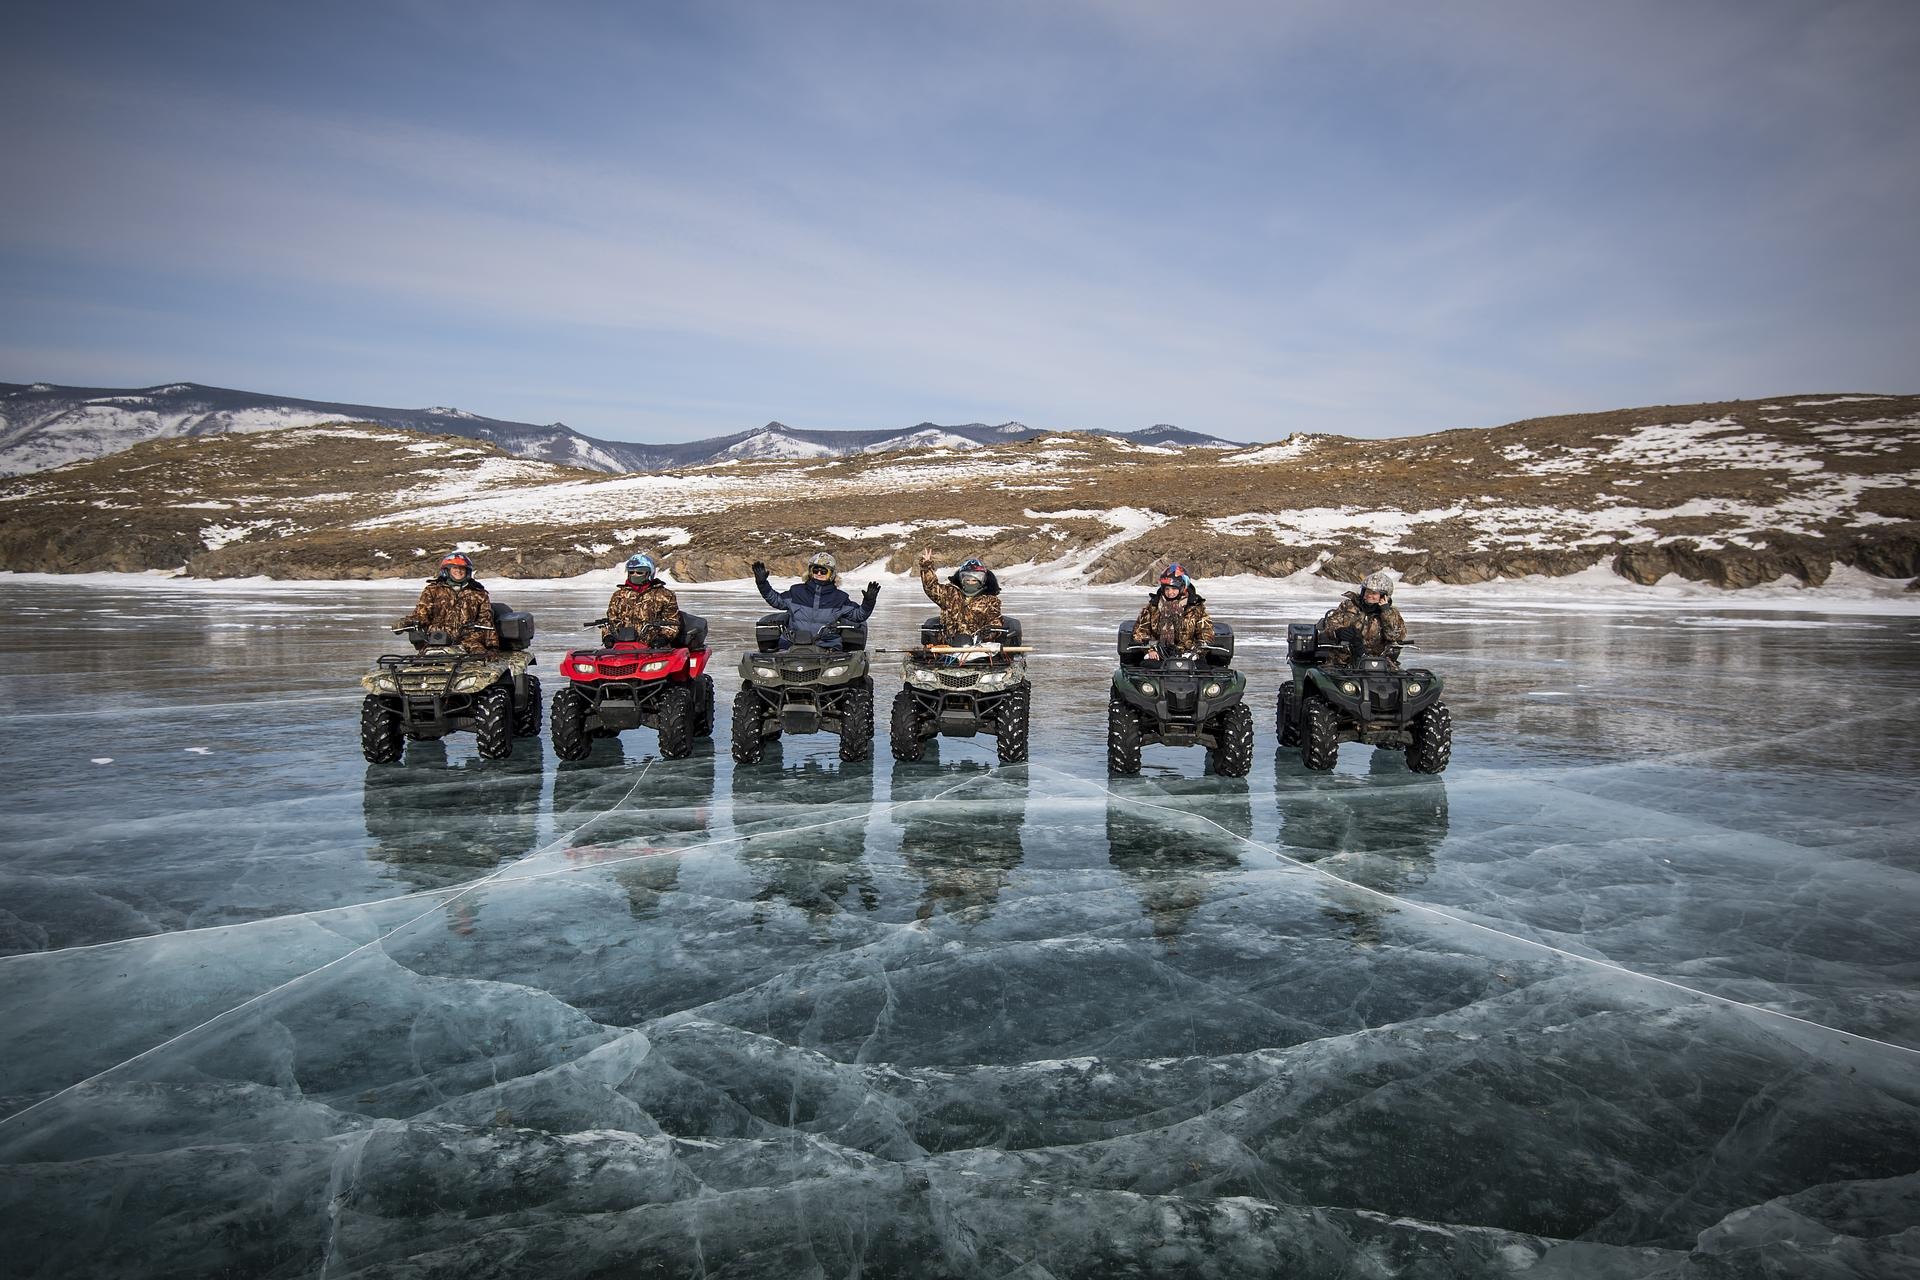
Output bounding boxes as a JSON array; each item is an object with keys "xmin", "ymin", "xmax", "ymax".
[{"xmin": 956, "ymin": 557, "xmax": 987, "ymax": 596}]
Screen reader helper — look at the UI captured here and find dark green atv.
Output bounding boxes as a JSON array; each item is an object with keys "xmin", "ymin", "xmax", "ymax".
[
  {"xmin": 1108, "ymin": 622, "xmax": 1253, "ymax": 777},
  {"xmin": 1276, "ymin": 622, "xmax": 1450, "ymax": 773}
]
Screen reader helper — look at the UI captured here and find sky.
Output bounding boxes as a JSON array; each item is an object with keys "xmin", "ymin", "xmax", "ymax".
[{"xmin": 3, "ymin": 0, "xmax": 1917, "ymax": 445}]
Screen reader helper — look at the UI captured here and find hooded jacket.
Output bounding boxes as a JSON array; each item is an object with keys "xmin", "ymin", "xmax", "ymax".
[
  {"xmin": 605, "ymin": 578, "xmax": 681, "ymax": 642},
  {"xmin": 1317, "ymin": 591, "xmax": 1407, "ymax": 656},
  {"xmin": 758, "ymin": 572, "xmax": 871, "ymax": 649},
  {"xmin": 400, "ymin": 577, "xmax": 496, "ymax": 652},
  {"xmin": 1131, "ymin": 585, "xmax": 1215, "ymax": 654},
  {"xmin": 920, "ymin": 564, "xmax": 1004, "ymax": 640}
]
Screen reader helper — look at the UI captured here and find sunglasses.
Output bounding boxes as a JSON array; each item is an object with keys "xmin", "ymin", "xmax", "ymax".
[{"xmin": 810, "ymin": 565, "xmax": 832, "ymax": 575}]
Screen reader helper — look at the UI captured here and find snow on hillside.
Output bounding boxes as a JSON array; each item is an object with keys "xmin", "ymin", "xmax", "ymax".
[{"xmin": 720, "ymin": 430, "xmax": 841, "ymax": 461}]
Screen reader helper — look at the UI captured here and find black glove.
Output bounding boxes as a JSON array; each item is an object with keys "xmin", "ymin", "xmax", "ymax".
[
  {"xmin": 1336, "ymin": 626, "xmax": 1361, "ymax": 645},
  {"xmin": 751, "ymin": 560, "xmax": 768, "ymax": 582},
  {"xmin": 861, "ymin": 582, "xmax": 880, "ymax": 612}
]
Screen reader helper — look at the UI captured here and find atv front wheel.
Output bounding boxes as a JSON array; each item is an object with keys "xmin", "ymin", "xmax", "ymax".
[
  {"xmin": 1300, "ymin": 695, "xmax": 1339, "ymax": 772},
  {"xmin": 514, "ymin": 675, "xmax": 543, "ymax": 737},
  {"xmin": 694, "ymin": 674, "xmax": 716, "ymax": 737},
  {"xmin": 731, "ymin": 687, "xmax": 767, "ymax": 764},
  {"xmin": 550, "ymin": 686, "xmax": 592, "ymax": 761},
  {"xmin": 839, "ymin": 680, "xmax": 874, "ymax": 763},
  {"xmin": 1275, "ymin": 682, "xmax": 1298, "ymax": 747},
  {"xmin": 657, "ymin": 684, "xmax": 698, "ymax": 760},
  {"xmin": 1406, "ymin": 700, "xmax": 1453, "ymax": 774},
  {"xmin": 1107, "ymin": 691, "xmax": 1142, "ymax": 776},
  {"xmin": 995, "ymin": 684, "xmax": 1031, "ymax": 764},
  {"xmin": 360, "ymin": 696, "xmax": 403, "ymax": 764},
  {"xmin": 1209, "ymin": 702, "xmax": 1254, "ymax": 778},
  {"xmin": 889, "ymin": 688, "xmax": 926, "ymax": 762},
  {"xmin": 474, "ymin": 685, "xmax": 515, "ymax": 760}
]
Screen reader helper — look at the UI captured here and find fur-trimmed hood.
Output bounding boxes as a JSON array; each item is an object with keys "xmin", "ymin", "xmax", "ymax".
[
  {"xmin": 1142, "ymin": 583, "xmax": 1205, "ymax": 609},
  {"xmin": 949, "ymin": 566, "xmax": 1001, "ymax": 596}
]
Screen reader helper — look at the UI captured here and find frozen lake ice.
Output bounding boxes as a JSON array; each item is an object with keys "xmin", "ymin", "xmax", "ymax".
[{"xmin": 1, "ymin": 578, "xmax": 1917, "ymax": 1277}]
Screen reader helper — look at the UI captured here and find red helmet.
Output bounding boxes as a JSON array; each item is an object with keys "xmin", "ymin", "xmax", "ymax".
[{"xmin": 438, "ymin": 552, "xmax": 473, "ymax": 581}]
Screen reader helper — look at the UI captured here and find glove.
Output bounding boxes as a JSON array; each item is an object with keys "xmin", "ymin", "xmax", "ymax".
[
  {"xmin": 1335, "ymin": 626, "xmax": 1361, "ymax": 645},
  {"xmin": 751, "ymin": 560, "xmax": 768, "ymax": 582},
  {"xmin": 861, "ymin": 582, "xmax": 880, "ymax": 611}
]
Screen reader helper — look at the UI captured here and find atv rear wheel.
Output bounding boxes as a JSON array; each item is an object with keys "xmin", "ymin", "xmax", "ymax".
[
  {"xmin": 1106, "ymin": 690, "xmax": 1142, "ymax": 776},
  {"xmin": 657, "ymin": 684, "xmax": 698, "ymax": 760},
  {"xmin": 550, "ymin": 686, "xmax": 592, "ymax": 761},
  {"xmin": 1209, "ymin": 702, "xmax": 1254, "ymax": 778},
  {"xmin": 889, "ymin": 688, "xmax": 926, "ymax": 762},
  {"xmin": 360, "ymin": 695, "xmax": 403, "ymax": 764},
  {"xmin": 838, "ymin": 680, "xmax": 874, "ymax": 763},
  {"xmin": 694, "ymin": 674, "xmax": 716, "ymax": 737},
  {"xmin": 731, "ymin": 686, "xmax": 767, "ymax": 764},
  {"xmin": 1406, "ymin": 700, "xmax": 1453, "ymax": 774},
  {"xmin": 995, "ymin": 684, "xmax": 1031, "ymax": 764},
  {"xmin": 514, "ymin": 675, "xmax": 543, "ymax": 737},
  {"xmin": 1300, "ymin": 695, "xmax": 1339, "ymax": 772},
  {"xmin": 1275, "ymin": 681, "xmax": 1298, "ymax": 747},
  {"xmin": 474, "ymin": 685, "xmax": 514, "ymax": 760}
]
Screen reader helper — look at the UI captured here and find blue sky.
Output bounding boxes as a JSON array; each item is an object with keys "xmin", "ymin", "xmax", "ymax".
[{"xmin": 3, "ymin": 1, "xmax": 1916, "ymax": 443}]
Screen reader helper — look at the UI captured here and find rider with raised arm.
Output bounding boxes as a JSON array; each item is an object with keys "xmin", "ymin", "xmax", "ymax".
[
  {"xmin": 604, "ymin": 553, "xmax": 680, "ymax": 646},
  {"xmin": 396, "ymin": 551, "xmax": 497, "ymax": 652},
  {"xmin": 753, "ymin": 550, "xmax": 878, "ymax": 650},
  {"xmin": 1130, "ymin": 562, "xmax": 1213, "ymax": 661},
  {"xmin": 918, "ymin": 550, "xmax": 1002, "ymax": 643}
]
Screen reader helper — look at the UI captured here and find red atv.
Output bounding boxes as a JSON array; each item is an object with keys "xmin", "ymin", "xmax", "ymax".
[{"xmin": 550, "ymin": 614, "xmax": 716, "ymax": 760}]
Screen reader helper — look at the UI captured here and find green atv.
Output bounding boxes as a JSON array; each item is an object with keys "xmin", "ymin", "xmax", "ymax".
[
  {"xmin": 359, "ymin": 604, "xmax": 541, "ymax": 763},
  {"xmin": 1107, "ymin": 622, "xmax": 1253, "ymax": 777},
  {"xmin": 1276, "ymin": 622, "xmax": 1450, "ymax": 774},
  {"xmin": 731, "ymin": 614, "xmax": 875, "ymax": 764}
]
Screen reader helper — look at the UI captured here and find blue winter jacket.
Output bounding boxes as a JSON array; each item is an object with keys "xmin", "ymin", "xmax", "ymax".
[{"xmin": 757, "ymin": 576, "xmax": 871, "ymax": 650}]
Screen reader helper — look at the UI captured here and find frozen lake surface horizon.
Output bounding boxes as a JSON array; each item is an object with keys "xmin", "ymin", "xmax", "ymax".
[{"xmin": 1, "ymin": 579, "xmax": 1916, "ymax": 1278}]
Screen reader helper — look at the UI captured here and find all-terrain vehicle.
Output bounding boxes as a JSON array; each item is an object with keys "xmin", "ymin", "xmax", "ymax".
[
  {"xmin": 359, "ymin": 604, "xmax": 540, "ymax": 763},
  {"xmin": 891, "ymin": 617, "xmax": 1031, "ymax": 764},
  {"xmin": 550, "ymin": 614, "xmax": 716, "ymax": 761},
  {"xmin": 732, "ymin": 614, "xmax": 875, "ymax": 764},
  {"xmin": 1107, "ymin": 622, "xmax": 1253, "ymax": 777},
  {"xmin": 1276, "ymin": 622, "xmax": 1451, "ymax": 773}
]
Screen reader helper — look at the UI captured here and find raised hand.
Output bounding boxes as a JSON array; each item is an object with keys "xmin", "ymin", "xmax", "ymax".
[
  {"xmin": 751, "ymin": 560, "xmax": 768, "ymax": 581},
  {"xmin": 918, "ymin": 548, "xmax": 934, "ymax": 568}
]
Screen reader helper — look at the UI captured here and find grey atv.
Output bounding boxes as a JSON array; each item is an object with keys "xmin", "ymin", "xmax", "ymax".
[
  {"xmin": 891, "ymin": 617, "xmax": 1031, "ymax": 764},
  {"xmin": 1276, "ymin": 622, "xmax": 1451, "ymax": 774},
  {"xmin": 732, "ymin": 613, "xmax": 875, "ymax": 764},
  {"xmin": 1107, "ymin": 622, "xmax": 1253, "ymax": 777},
  {"xmin": 360, "ymin": 603, "xmax": 540, "ymax": 763}
]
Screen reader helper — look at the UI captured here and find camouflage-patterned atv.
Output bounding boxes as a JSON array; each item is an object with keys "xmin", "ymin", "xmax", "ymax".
[
  {"xmin": 1276, "ymin": 622, "xmax": 1450, "ymax": 774},
  {"xmin": 359, "ymin": 604, "xmax": 540, "ymax": 763}
]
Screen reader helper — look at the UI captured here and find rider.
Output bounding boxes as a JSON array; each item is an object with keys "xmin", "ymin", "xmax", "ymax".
[
  {"xmin": 918, "ymin": 550, "xmax": 1003, "ymax": 643},
  {"xmin": 396, "ymin": 551, "xmax": 497, "ymax": 653},
  {"xmin": 1317, "ymin": 570, "xmax": 1408, "ymax": 663},
  {"xmin": 603, "ymin": 553, "xmax": 680, "ymax": 646},
  {"xmin": 1130, "ymin": 562, "xmax": 1214, "ymax": 661},
  {"xmin": 752, "ymin": 550, "xmax": 879, "ymax": 650}
]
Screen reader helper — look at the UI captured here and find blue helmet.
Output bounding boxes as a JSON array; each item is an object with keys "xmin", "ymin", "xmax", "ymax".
[{"xmin": 624, "ymin": 553, "xmax": 656, "ymax": 584}]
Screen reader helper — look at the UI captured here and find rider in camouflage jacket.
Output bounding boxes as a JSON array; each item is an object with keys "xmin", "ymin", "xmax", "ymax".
[
  {"xmin": 1130, "ymin": 562, "xmax": 1215, "ymax": 658},
  {"xmin": 397, "ymin": 552, "xmax": 497, "ymax": 652},
  {"xmin": 604, "ymin": 553, "xmax": 680, "ymax": 644},
  {"xmin": 920, "ymin": 551, "xmax": 1004, "ymax": 641},
  {"xmin": 1317, "ymin": 570, "xmax": 1407, "ymax": 661}
]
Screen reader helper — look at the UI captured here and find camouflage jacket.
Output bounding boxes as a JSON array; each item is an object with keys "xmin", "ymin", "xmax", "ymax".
[
  {"xmin": 605, "ymin": 581, "xmax": 680, "ymax": 643},
  {"xmin": 920, "ymin": 564, "xmax": 1004, "ymax": 640},
  {"xmin": 400, "ymin": 579, "xmax": 496, "ymax": 652},
  {"xmin": 1131, "ymin": 592, "xmax": 1215, "ymax": 654},
  {"xmin": 1318, "ymin": 592, "xmax": 1407, "ymax": 656}
]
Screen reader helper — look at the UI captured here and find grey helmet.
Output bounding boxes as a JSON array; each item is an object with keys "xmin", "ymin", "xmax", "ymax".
[{"xmin": 1361, "ymin": 570, "xmax": 1394, "ymax": 599}]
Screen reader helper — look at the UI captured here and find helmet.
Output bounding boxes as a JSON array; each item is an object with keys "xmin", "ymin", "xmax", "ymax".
[
  {"xmin": 807, "ymin": 551, "xmax": 836, "ymax": 577},
  {"xmin": 625, "ymin": 553, "xmax": 656, "ymax": 585},
  {"xmin": 438, "ymin": 552, "xmax": 474, "ymax": 586},
  {"xmin": 1157, "ymin": 562, "xmax": 1190, "ymax": 592},
  {"xmin": 1361, "ymin": 570, "xmax": 1394, "ymax": 599},
  {"xmin": 956, "ymin": 560, "xmax": 987, "ymax": 596}
]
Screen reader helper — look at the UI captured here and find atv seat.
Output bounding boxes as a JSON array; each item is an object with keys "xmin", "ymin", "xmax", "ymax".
[
  {"xmin": 491, "ymin": 602, "xmax": 536, "ymax": 651},
  {"xmin": 678, "ymin": 611, "xmax": 709, "ymax": 651}
]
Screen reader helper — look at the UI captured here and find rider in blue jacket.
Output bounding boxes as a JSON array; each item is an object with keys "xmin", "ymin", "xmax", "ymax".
[{"xmin": 752, "ymin": 551, "xmax": 880, "ymax": 650}]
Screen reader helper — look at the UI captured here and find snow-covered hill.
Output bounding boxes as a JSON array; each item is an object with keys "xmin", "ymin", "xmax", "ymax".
[{"xmin": 0, "ymin": 383, "xmax": 1235, "ymax": 477}]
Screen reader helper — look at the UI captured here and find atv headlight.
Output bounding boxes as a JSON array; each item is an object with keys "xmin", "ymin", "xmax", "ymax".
[
  {"xmin": 752, "ymin": 664, "xmax": 779, "ymax": 680},
  {"xmin": 642, "ymin": 660, "xmax": 668, "ymax": 672},
  {"xmin": 573, "ymin": 661, "xmax": 596, "ymax": 675},
  {"xmin": 1340, "ymin": 680, "xmax": 1360, "ymax": 695},
  {"xmin": 975, "ymin": 670, "xmax": 1013, "ymax": 690},
  {"xmin": 905, "ymin": 666, "xmax": 941, "ymax": 688},
  {"xmin": 822, "ymin": 664, "xmax": 850, "ymax": 680},
  {"xmin": 1406, "ymin": 681, "xmax": 1422, "ymax": 695},
  {"xmin": 451, "ymin": 670, "xmax": 496, "ymax": 694},
  {"xmin": 1137, "ymin": 680, "xmax": 1156, "ymax": 695},
  {"xmin": 1204, "ymin": 682, "xmax": 1223, "ymax": 698},
  {"xmin": 368, "ymin": 673, "xmax": 400, "ymax": 693}
]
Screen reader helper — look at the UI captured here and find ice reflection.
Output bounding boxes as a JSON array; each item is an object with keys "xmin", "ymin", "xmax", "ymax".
[
  {"xmin": 361, "ymin": 745, "xmax": 545, "ymax": 892},
  {"xmin": 734, "ymin": 752, "xmax": 878, "ymax": 926},
  {"xmin": 1104, "ymin": 775, "xmax": 1247, "ymax": 948},
  {"xmin": 891, "ymin": 752, "xmax": 1027, "ymax": 923}
]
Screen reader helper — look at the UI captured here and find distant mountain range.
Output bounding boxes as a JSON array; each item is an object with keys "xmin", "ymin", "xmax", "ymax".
[{"xmin": 0, "ymin": 381, "xmax": 1233, "ymax": 477}]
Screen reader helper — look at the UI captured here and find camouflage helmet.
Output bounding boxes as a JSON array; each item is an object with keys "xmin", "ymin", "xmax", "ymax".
[
  {"xmin": 1361, "ymin": 570, "xmax": 1394, "ymax": 599},
  {"xmin": 807, "ymin": 550, "xmax": 837, "ymax": 578}
]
